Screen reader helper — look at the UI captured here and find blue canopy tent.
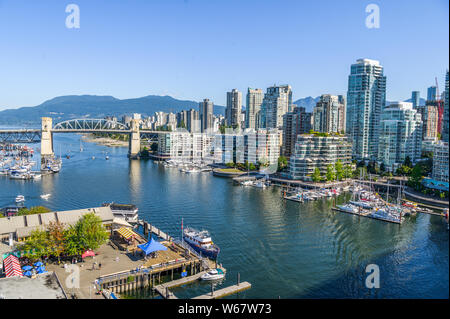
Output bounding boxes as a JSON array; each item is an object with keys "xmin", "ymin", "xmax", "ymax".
[
  {"xmin": 36, "ymin": 266, "xmax": 47, "ymax": 274},
  {"xmin": 137, "ymin": 238, "xmax": 168, "ymax": 256},
  {"xmin": 23, "ymin": 270, "xmax": 32, "ymax": 277},
  {"xmin": 22, "ymin": 265, "xmax": 33, "ymax": 271},
  {"xmin": 34, "ymin": 261, "xmax": 43, "ymax": 267}
]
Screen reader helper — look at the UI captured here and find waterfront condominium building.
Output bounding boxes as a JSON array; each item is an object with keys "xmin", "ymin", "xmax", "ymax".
[
  {"xmin": 226, "ymin": 89, "xmax": 242, "ymax": 129},
  {"xmin": 432, "ymin": 141, "xmax": 449, "ymax": 183},
  {"xmin": 312, "ymin": 94, "xmax": 346, "ymax": 134},
  {"xmin": 377, "ymin": 102, "xmax": 422, "ymax": 171},
  {"xmin": 260, "ymin": 85, "xmax": 293, "ymax": 129},
  {"xmin": 443, "ymin": 70, "xmax": 449, "ymax": 143},
  {"xmin": 245, "ymin": 88, "xmax": 264, "ymax": 129},
  {"xmin": 346, "ymin": 58, "xmax": 386, "ymax": 160},
  {"xmin": 282, "ymin": 106, "xmax": 313, "ymax": 158},
  {"xmin": 212, "ymin": 129, "xmax": 279, "ymax": 165},
  {"xmin": 288, "ymin": 134, "xmax": 352, "ymax": 181},
  {"xmin": 417, "ymin": 104, "xmax": 439, "ymax": 139},
  {"xmin": 411, "ymin": 91, "xmax": 420, "ymax": 108},
  {"xmin": 199, "ymin": 98, "xmax": 214, "ymax": 133},
  {"xmin": 427, "ymin": 86, "xmax": 437, "ymax": 102},
  {"xmin": 157, "ymin": 131, "xmax": 214, "ymax": 162}
]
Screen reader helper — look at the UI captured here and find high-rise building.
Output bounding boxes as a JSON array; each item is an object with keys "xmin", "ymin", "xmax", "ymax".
[
  {"xmin": 427, "ymin": 86, "xmax": 437, "ymax": 102},
  {"xmin": 312, "ymin": 94, "xmax": 346, "ymax": 133},
  {"xmin": 260, "ymin": 85, "xmax": 293, "ymax": 129},
  {"xmin": 282, "ymin": 107, "xmax": 313, "ymax": 158},
  {"xmin": 186, "ymin": 109, "xmax": 200, "ymax": 133},
  {"xmin": 443, "ymin": 70, "xmax": 449, "ymax": 143},
  {"xmin": 245, "ymin": 88, "xmax": 264, "ymax": 129},
  {"xmin": 411, "ymin": 91, "xmax": 420, "ymax": 108},
  {"xmin": 212, "ymin": 129, "xmax": 279, "ymax": 165},
  {"xmin": 417, "ymin": 104, "xmax": 439, "ymax": 139},
  {"xmin": 288, "ymin": 134, "xmax": 352, "ymax": 181},
  {"xmin": 346, "ymin": 58, "xmax": 386, "ymax": 160},
  {"xmin": 432, "ymin": 141, "xmax": 449, "ymax": 183},
  {"xmin": 199, "ymin": 98, "xmax": 214, "ymax": 133},
  {"xmin": 378, "ymin": 102, "xmax": 422, "ymax": 171},
  {"xmin": 226, "ymin": 89, "xmax": 242, "ymax": 129}
]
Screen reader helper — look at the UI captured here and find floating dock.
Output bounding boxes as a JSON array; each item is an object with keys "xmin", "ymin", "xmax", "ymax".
[
  {"xmin": 331, "ymin": 207, "xmax": 402, "ymax": 224},
  {"xmin": 192, "ymin": 282, "xmax": 252, "ymax": 299}
]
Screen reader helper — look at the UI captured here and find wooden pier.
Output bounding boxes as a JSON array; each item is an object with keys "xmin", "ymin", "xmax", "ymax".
[
  {"xmin": 192, "ymin": 282, "xmax": 252, "ymax": 299},
  {"xmin": 153, "ymin": 269, "xmax": 219, "ymax": 299}
]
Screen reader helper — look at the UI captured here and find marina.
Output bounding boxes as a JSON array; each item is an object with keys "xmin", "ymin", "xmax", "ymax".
[{"xmin": 0, "ymin": 133, "xmax": 448, "ymax": 299}]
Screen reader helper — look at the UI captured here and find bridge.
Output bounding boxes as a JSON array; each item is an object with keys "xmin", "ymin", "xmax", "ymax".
[{"xmin": 0, "ymin": 117, "xmax": 161, "ymax": 159}]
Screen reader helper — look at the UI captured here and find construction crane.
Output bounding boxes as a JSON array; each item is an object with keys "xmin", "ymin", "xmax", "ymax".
[{"xmin": 435, "ymin": 77, "xmax": 443, "ymax": 134}]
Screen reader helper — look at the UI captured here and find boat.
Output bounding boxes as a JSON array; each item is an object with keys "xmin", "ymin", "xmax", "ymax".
[
  {"xmin": 349, "ymin": 200, "xmax": 373, "ymax": 210},
  {"xmin": 183, "ymin": 227, "xmax": 220, "ymax": 259},
  {"xmin": 15, "ymin": 195, "xmax": 25, "ymax": 203},
  {"xmin": 337, "ymin": 204, "xmax": 359, "ymax": 213},
  {"xmin": 102, "ymin": 203, "xmax": 139, "ymax": 223},
  {"xmin": 252, "ymin": 180, "xmax": 267, "ymax": 188},
  {"xmin": 240, "ymin": 180, "xmax": 253, "ymax": 186},
  {"xmin": 200, "ymin": 268, "xmax": 225, "ymax": 281},
  {"xmin": 40, "ymin": 194, "xmax": 51, "ymax": 199},
  {"xmin": 105, "ymin": 155, "xmax": 109, "ymax": 160}
]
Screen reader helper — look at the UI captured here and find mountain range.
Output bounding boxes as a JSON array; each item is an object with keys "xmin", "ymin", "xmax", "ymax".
[{"xmin": 0, "ymin": 94, "xmax": 425, "ymax": 125}]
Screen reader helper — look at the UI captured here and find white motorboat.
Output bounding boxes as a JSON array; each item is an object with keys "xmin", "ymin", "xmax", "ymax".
[
  {"xmin": 40, "ymin": 194, "xmax": 51, "ymax": 199},
  {"xmin": 253, "ymin": 181, "xmax": 267, "ymax": 188},
  {"xmin": 337, "ymin": 204, "xmax": 358, "ymax": 213},
  {"xmin": 15, "ymin": 195, "xmax": 25, "ymax": 203},
  {"xmin": 241, "ymin": 180, "xmax": 253, "ymax": 186},
  {"xmin": 200, "ymin": 268, "xmax": 225, "ymax": 281}
]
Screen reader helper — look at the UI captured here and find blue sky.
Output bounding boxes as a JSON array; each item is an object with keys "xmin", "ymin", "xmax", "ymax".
[{"xmin": 0, "ymin": 0, "xmax": 448, "ymax": 110}]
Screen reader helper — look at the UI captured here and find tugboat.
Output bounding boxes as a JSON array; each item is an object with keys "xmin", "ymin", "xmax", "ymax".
[{"xmin": 183, "ymin": 226, "xmax": 220, "ymax": 259}]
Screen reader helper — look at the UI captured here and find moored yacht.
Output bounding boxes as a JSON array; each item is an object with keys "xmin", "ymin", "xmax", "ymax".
[
  {"xmin": 15, "ymin": 195, "xmax": 25, "ymax": 203},
  {"xmin": 183, "ymin": 226, "xmax": 220, "ymax": 259},
  {"xmin": 102, "ymin": 202, "xmax": 139, "ymax": 223},
  {"xmin": 200, "ymin": 268, "xmax": 225, "ymax": 281}
]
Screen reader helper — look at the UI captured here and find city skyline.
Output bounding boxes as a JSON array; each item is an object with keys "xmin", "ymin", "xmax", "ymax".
[{"xmin": 0, "ymin": 0, "xmax": 448, "ymax": 110}]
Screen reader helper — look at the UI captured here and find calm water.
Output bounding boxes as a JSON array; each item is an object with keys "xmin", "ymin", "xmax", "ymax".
[{"xmin": 1, "ymin": 134, "xmax": 448, "ymax": 298}]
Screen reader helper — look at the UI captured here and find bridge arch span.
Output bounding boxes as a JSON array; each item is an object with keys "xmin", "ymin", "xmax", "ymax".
[{"xmin": 52, "ymin": 119, "xmax": 129, "ymax": 131}]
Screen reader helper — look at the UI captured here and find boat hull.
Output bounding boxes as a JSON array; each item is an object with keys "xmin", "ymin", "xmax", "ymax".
[{"xmin": 183, "ymin": 238, "xmax": 220, "ymax": 259}]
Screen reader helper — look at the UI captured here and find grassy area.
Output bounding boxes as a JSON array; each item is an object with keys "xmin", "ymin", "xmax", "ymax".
[{"xmin": 217, "ymin": 168, "xmax": 243, "ymax": 173}]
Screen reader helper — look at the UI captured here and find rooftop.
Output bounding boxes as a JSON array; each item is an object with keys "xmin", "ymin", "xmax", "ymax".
[{"xmin": 0, "ymin": 272, "xmax": 67, "ymax": 299}]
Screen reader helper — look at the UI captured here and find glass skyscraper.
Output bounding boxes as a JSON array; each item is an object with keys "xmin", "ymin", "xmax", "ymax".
[
  {"xmin": 346, "ymin": 58, "xmax": 386, "ymax": 160},
  {"xmin": 427, "ymin": 86, "xmax": 437, "ymax": 102},
  {"xmin": 411, "ymin": 91, "xmax": 420, "ymax": 108}
]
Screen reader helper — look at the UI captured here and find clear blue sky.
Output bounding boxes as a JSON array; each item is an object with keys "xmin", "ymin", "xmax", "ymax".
[{"xmin": 0, "ymin": 0, "xmax": 448, "ymax": 110}]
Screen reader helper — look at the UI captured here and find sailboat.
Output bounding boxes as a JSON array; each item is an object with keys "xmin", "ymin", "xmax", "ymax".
[{"xmin": 80, "ymin": 139, "xmax": 84, "ymax": 152}]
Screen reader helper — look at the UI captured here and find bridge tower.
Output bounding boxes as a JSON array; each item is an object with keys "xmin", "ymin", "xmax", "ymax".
[
  {"xmin": 41, "ymin": 117, "xmax": 54, "ymax": 162},
  {"xmin": 128, "ymin": 118, "xmax": 141, "ymax": 159}
]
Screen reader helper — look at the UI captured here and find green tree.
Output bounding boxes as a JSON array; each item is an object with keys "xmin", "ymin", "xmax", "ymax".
[
  {"xmin": 64, "ymin": 226, "xmax": 83, "ymax": 256},
  {"xmin": 326, "ymin": 164, "xmax": 336, "ymax": 181},
  {"xmin": 177, "ymin": 120, "xmax": 186, "ymax": 129},
  {"xmin": 343, "ymin": 164, "xmax": 353, "ymax": 179},
  {"xmin": 74, "ymin": 213, "xmax": 109, "ymax": 251},
  {"xmin": 408, "ymin": 164, "xmax": 424, "ymax": 190},
  {"xmin": 19, "ymin": 229, "xmax": 50, "ymax": 259},
  {"xmin": 18, "ymin": 206, "xmax": 51, "ymax": 216},
  {"xmin": 277, "ymin": 156, "xmax": 288, "ymax": 172},
  {"xmin": 335, "ymin": 160, "xmax": 344, "ymax": 181},
  {"xmin": 312, "ymin": 167, "xmax": 322, "ymax": 183},
  {"xmin": 396, "ymin": 165, "xmax": 412, "ymax": 176},
  {"xmin": 48, "ymin": 221, "xmax": 66, "ymax": 263},
  {"xmin": 403, "ymin": 156, "xmax": 413, "ymax": 168}
]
